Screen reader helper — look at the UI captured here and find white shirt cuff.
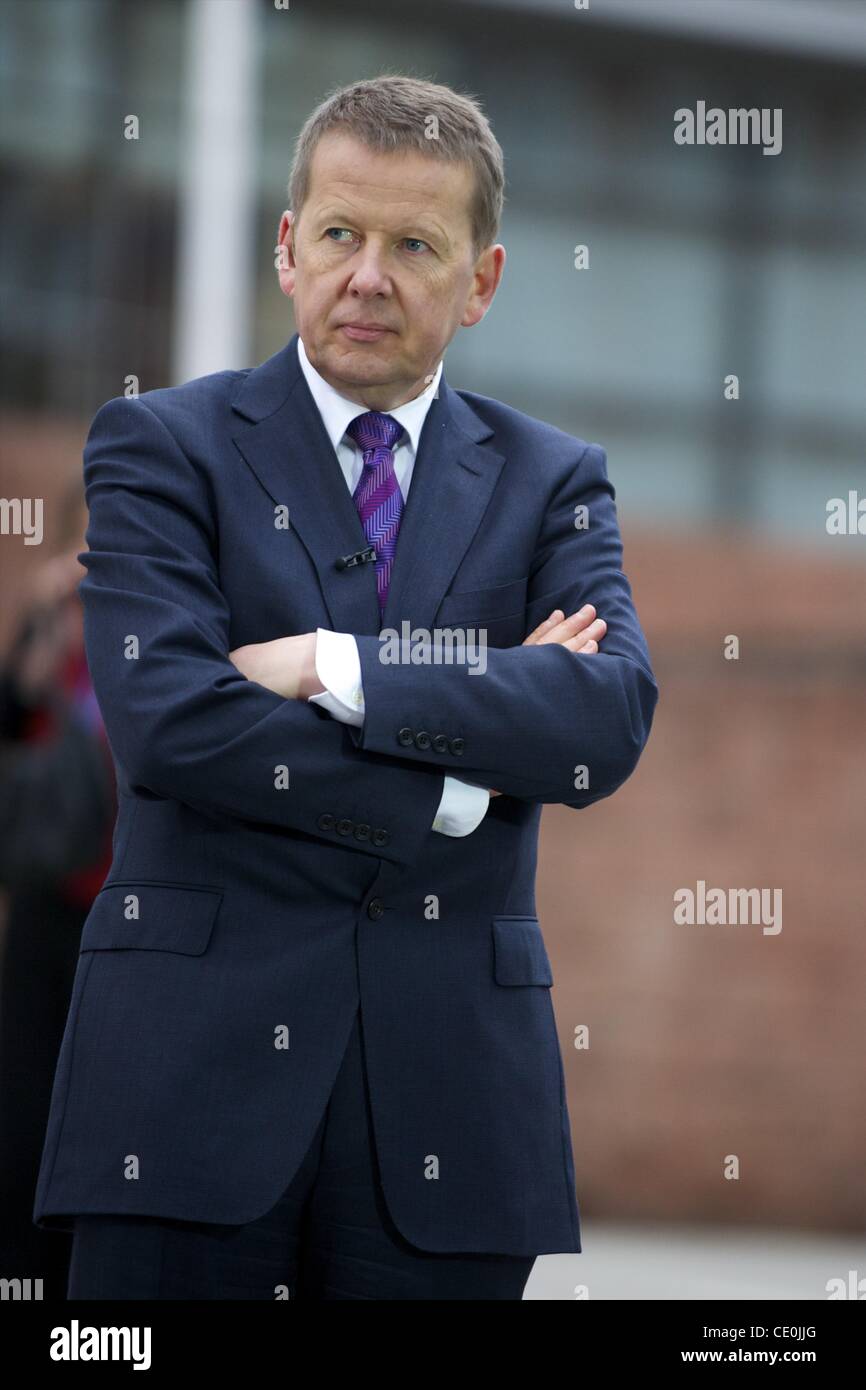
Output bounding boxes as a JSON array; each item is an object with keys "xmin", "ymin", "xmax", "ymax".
[
  {"xmin": 307, "ymin": 628, "xmax": 364, "ymax": 727},
  {"xmin": 432, "ymin": 777, "xmax": 490, "ymax": 836}
]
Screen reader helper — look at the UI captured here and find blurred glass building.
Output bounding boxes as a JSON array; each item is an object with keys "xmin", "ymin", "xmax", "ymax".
[{"xmin": 2, "ymin": 0, "xmax": 865, "ymax": 542}]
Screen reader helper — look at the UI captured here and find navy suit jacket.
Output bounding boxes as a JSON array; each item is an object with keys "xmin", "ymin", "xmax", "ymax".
[{"xmin": 34, "ymin": 332, "xmax": 658, "ymax": 1255}]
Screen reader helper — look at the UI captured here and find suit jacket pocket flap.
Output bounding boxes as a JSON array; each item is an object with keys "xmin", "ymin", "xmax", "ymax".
[
  {"xmin": 80, "ymin": 882, "xmax": 224, "ymax": 955},
  {"xmin": 436, "ymin": 574, "xmax": 528, "ymax": 625},
  {"xmin": 491, "ymin": 916, "xmax": 553, "ymax": 986}
]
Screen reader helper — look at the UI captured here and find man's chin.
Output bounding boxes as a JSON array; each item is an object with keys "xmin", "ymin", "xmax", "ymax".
[
  {"xmin": 334, "ymin": 332, "xmax": 395, "ymax": 354},
  {"xmin": 322, "ymin": 342, "xmax": 402, "ymax": 383}
]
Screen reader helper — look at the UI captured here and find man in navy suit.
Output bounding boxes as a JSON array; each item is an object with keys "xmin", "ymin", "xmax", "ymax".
[{"xmin": 34, "ymin": 75, "xmax": 658, "ymax": 1299}]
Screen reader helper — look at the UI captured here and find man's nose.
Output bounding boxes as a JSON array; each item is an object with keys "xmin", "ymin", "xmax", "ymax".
[{"xmin": 347, "ymin": 245, "xmax": 392, "ymax": 296}]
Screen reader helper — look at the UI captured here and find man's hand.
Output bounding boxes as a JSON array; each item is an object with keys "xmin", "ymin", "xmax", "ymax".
[
  {"xmin": 228, "ymin": 633, "xmax": 324, "ymax": 700},
  {"xmin": 523, "ymin": 603, "xmax": 606, "ymax": 652},
  {"xmin": 488, "ymin": 604, "xmax": 606, "ymax": 795}
]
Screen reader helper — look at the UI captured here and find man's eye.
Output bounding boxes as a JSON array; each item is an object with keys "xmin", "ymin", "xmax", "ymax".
[
  {"xmin": 325, "ymin": 227, "xmax": 354, "ymax": 242},
  {"xmin": 403, "ymin": 238, "xmax": 430, "ymax": 254}
]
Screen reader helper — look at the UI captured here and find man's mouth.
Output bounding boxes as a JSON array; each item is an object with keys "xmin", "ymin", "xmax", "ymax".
[{"xmin": 339, "ymin": 323, "xmax": 394, "ymax": 342}]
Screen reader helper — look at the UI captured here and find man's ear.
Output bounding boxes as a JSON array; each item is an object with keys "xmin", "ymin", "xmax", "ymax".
[
  {"xmin": 276, "ymin": 210, "xmax": 296, "ymax": 297},
  {"xmin": 461, "ymin": 243, "xmax": 506, "ymax": 329}
]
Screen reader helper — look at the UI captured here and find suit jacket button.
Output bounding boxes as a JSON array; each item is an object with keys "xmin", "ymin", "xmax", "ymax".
[
  {"xmin": 317, "ymin": 812, "xmax": 336, "ymax": 830},
  {"xmin": 336, "ymin": 818, "xmax": 354, "ymax": 835},
  {"xmin": 449, "ymin": 737, "xmax": 465, "ymax": 756},
  {"xmin": 354, "ymin": 823, "xmax": 371, "ymax": 841},
  {"xmin": 414, "ymin": 730, "xmax": 432, "ymax": 750},
  {"xmin": 367, "ymin": 897, "xmax": 385, "ymax": 919},
  {"xmin": 432, "ymin": 733, "xmax": 449, "ymax": 753},
  {"xmin": 372, "ymin": 828, "xmax": 390, "ymax": 847},
  {"xmin": 397, "ymin": 727, "xmax": 414, "ymax": 747}
]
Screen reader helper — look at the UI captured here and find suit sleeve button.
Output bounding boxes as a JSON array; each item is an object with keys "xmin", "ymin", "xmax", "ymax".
[
  {"xmin": 372, "ymin": 828, "xmax": 390, "ymax": 847},
  {"xmin": 397, "ymin": 727, "xmax": 415, "ymax": 747},
  {"xmin": 414, "ymin": 730, "xmax": 432, "ymax": 750},
  {"xmin": 336, "ymin": 818, "xmax": 354, "ymax": 835},
  {"xmin": 432, "ymin": 733, "xmax": 449, "ymax": 753},
  {"xmin": 317, "ymin": 813, "xmax": 336, "ymax": 830},
  {"xmin": 449, "ymin": 737, "xmax": 465, "ymax": 756},
  {"xmin": 354, "ymin": 823, "xmax": 371, "ymax": 841}
]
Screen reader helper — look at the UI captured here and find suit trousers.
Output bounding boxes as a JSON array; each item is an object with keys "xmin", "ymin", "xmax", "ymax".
[{"xmin": 66, "ymin": 1006, "xmax": 536, "ymax": 1300}]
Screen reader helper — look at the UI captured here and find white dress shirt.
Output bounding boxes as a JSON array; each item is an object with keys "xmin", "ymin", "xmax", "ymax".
[{"xmin": 296, "ymin": 334, "xmax": 490, "ymax": 837}]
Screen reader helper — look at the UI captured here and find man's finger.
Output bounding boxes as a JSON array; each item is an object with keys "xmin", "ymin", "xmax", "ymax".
[
  {"xmin": 524, "ymin": 604, "xmax": 599, "ymax": 645},
  {"xmin": 572, "ymin": 618, "xmax": 606, "ymax": 647},
  {"xmin": 536, "ymin": 613, "xmax": 606, "ymax": 647},
  {"xmin": 522, "ymin": 609, "xmax": 565, "ymax": 645}
]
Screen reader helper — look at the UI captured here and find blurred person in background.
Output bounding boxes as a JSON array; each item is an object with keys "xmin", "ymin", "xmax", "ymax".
[{"xmin": 0, "ymin": 484, "xmax": 116, "ymax": 1301}]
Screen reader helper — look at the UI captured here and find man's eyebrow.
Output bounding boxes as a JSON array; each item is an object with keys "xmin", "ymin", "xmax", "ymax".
[{"xmin": 312, "ymin": 207, "xmax": 353, "ymax": 226}]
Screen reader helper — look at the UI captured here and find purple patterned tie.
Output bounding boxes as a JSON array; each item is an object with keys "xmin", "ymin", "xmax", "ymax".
[{"xmin": 346, "ymin": 411, "xmax": 404, "ymax": 619}]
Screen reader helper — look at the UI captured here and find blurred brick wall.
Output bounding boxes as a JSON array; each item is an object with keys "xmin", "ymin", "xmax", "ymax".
[{"xmin": 541, "ymin": 529, "xmax": 866, "ymax": 1234}]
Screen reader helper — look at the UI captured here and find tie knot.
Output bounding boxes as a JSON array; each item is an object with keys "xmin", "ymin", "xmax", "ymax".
[{"xmin": 346, "ymin": 410, "xmax": 402, "ymax": 456}]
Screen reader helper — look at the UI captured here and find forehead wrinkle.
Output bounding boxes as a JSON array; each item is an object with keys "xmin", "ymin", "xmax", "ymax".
[
  {"xmin": 313, "ymin": 149, "xmax": 471, "ymax": 199},
  {"xmin": 315, "ymin": 170, "xmax": 458, "ymax": 207}
]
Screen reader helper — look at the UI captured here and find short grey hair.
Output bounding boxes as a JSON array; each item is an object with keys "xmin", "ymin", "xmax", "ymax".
[{"xmin": 287, "ymin": 74, "xmax": 505, "ymax": 260}]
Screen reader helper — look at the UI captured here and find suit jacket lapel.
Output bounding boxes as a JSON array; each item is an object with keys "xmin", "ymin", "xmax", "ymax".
[
  {"xmin": 230, "ymin": 333, "xmax": 506, "ymax": 639},
  {"xmin": 380, "ymin": 388, "xmax": 506, "ymax": 636}
]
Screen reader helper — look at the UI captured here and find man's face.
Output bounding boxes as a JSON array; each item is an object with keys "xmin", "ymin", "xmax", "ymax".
[{"xmin": 277, "ymin": 132, "xmax": 505, "ymax": 410}]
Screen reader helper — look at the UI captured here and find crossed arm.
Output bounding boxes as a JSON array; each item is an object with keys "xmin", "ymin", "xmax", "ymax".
[
  {"xmin": 228, "ymin": 605, "xmax": 610, "ymax": 798},
  {"xmin": 78, "ymin": 394, "xmax": 658, "ymax": 869}
]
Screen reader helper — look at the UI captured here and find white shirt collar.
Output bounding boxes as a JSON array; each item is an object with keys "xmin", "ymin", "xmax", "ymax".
[{"xmin": 296, "ymin": 333, "xmax": 443, "ymax": 457}]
